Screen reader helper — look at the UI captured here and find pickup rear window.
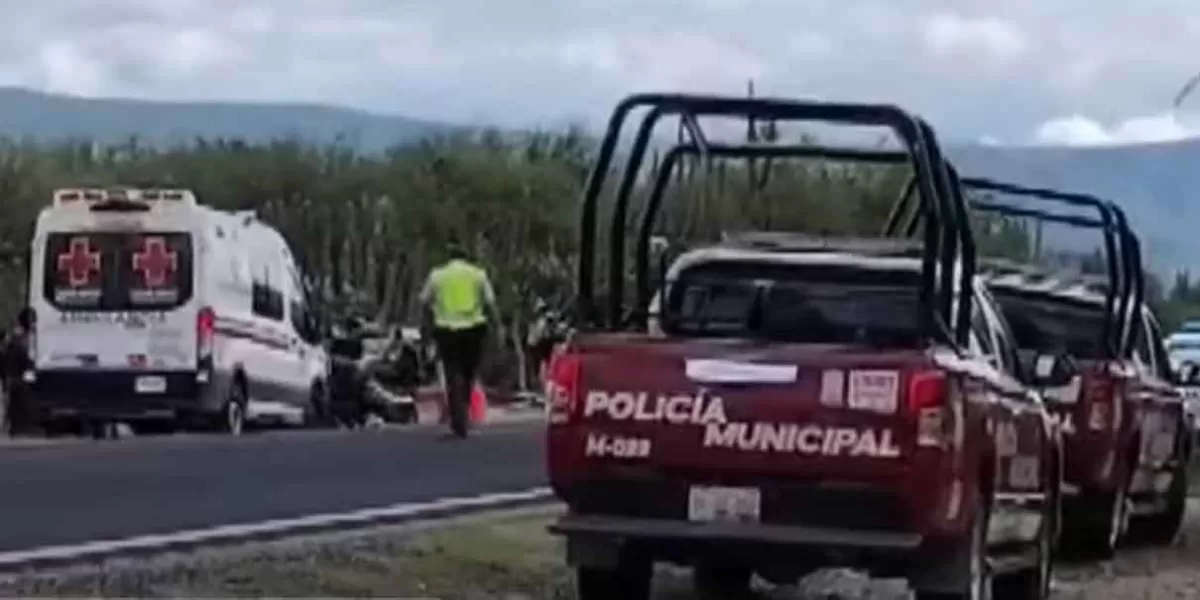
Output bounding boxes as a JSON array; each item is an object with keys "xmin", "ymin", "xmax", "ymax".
[
  {"xmin": 663, "ymin": 261, "xmax": 924, "ymax": 347},
  {"xmin": 42, "ymin": 232, "xmax": 194, "ymax": 311},
  {"xmin": 991, "ymin": 290, "xmax": 1107, "ymax": 359}
]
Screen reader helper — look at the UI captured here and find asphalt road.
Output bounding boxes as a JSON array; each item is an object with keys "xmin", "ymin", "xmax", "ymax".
[{"xmin": 0, "ymin": 422, "xmax": 546, "ymax": 555}]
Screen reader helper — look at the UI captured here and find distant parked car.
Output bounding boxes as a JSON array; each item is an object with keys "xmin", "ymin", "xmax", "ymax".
[{"xmin": 1177, "ymin": 362, "xmax": 1200, "ymax": 445}]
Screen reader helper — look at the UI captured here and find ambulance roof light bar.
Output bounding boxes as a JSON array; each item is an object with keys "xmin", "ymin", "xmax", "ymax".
[{"xmin": 52, "ymin": 187, "xmax": 198, "ymax": 207}]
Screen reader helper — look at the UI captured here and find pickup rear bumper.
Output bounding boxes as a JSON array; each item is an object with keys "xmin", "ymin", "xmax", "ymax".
[
  {"xmin": 552, "ymin": 513, "xmax": 923, "ymax": 549},
  {"xmin": 551, "ymin": 513, "xmax": 923, "ymax": 569}
]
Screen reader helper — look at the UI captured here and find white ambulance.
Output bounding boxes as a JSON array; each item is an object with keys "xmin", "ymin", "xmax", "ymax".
[{"xmin": 22, "ymin": 187, "xmax": 329, "ymax": 435}]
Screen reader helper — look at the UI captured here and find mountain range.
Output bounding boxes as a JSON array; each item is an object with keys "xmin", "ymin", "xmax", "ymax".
[
  {"xmin": 0, "ymin": 86, "xmax": 1195, "ymax": 276},
  {"xmin": 0, "ymin": 86, "xmax": 447, "ymax": 151}
]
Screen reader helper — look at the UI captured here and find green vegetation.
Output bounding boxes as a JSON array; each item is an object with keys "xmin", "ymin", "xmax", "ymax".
[
  {"xmin": 0, "ymin": 121, "xmax": 1195, "ymax": 390},
  {"xmin": 0, "ymin": 125, "xmax": 940, "ymax": 390}
]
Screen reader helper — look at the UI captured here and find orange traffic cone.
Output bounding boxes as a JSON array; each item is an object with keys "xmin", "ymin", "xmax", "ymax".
[{"xmin": 469, "ymin": 384, "xmax": 488, "ymax": 424}]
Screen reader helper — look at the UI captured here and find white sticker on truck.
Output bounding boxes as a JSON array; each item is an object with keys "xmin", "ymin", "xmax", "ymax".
[
  {"xmin": 684, "ymin": 359, "xmax": 798, "ymax": 384},
  {"xmin": 847, "ymin": 370, "xmax": 899, "ymax": 414},
  {"xmin": 819, "ymin": 369, "xmax": 845, "ymax": 407}
]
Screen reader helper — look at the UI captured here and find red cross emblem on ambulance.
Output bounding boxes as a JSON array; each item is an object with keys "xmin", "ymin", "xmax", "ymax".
[
  {"xmin": 132, "ymin": 236, "xmax": 178, "ymax": 288},
  {"xmin": 56, "ymin": 237, "xmax": 101, "ymax": 288}
]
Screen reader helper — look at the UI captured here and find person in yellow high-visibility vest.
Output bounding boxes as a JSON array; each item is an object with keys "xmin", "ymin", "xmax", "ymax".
[{"xmin": 419, "ymin": 241, "xmax": 503, "ymax": 438}]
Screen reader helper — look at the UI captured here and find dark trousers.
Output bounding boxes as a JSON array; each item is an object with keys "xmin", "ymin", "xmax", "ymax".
[{"xmin": 434, "ymin": 324, "xmax": 487, "ymax": 435}]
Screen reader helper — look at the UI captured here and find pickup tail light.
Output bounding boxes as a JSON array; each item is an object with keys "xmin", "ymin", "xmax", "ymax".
[
  {"xmin": 1083, "ymin": 370, "xmax": 1116, "ymax": 432},
  {"xmin": 197, "ymin": 306, "xmax": 215, "ymax": 361},
  {"xmin": 909, "ymin": 369, "xmax": 953, "ymax": 448},
  {"xmin": 547, "ymin": 351, "xmax": 582, "ymax": 426}
]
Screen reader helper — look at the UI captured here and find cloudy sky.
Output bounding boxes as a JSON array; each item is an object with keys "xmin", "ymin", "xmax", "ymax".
[{"xmin": 4, "ymin": 0, "xmax": 1200, "ymax": 146}]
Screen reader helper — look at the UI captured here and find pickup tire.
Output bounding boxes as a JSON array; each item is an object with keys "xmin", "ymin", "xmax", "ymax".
[
  {"xmin": 993, "ymin": 468, "xmax": 1057, "ymax": 599},
  {"xmin": 693, "ymin": 564, "xmax": 752, "ymax": 599},
  {"xmin": 576, "ymin": 560, "xmax": 651, "ymax": 600},
  {"xmin": 914, "ymin": 495, "xmax": 991, "ymax": 600},
  {"xmin": 1062, "ymin": 484, "xmax": 1127, "ymax": 559},
  {"xmin": 1128, "ymin": 438, "xmax": 1189, "ymax": 546}
]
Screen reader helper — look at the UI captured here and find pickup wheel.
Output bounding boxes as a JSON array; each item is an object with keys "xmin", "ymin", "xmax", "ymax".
[
  {"xmin": 1062, "ymin": 485, "xmax": 1127, "ymax": 559},
  {"xmin": 693, "ymin": 564, "xmax": 752, "ymax": 599},
  {"xmin": 1128, "ymin": 450, "xmax": 1189, "ymax": 546},
  {"xmin": 993, "ymin": 478, "xmax": 1057, "ymax": 599},
  {"xmin": 576, "ymin": 560, "xmax": 651, "ymax": 600},
  {"xmin": 915, "ymin": 495, "xmax": 992, "ymax": 600}
]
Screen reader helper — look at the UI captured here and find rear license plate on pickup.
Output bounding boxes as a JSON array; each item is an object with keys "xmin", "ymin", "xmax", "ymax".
[
  {"xmin": 688, "ymin": 486, "xmax": 761, "ymax": 523},
  {"xmin": 135, "ymin": 376, "xmax": 166, "ymax": 394}
]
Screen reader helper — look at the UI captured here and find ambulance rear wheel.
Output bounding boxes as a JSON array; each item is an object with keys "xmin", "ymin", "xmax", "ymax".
[
  {"xmin": 305, "ymin": 381, "xmax": 333, "ymax": 428},
  {"xmin": 214, "ymin": 382, "xmax": 246, "ymax": 436}
]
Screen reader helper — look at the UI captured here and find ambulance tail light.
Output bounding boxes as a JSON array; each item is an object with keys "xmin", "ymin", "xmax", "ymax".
[
  {"xmin": 20, "ymin": 307, "xmax": 37, "ymax": 384},
  {"xmin": 546, "ymin": 350, "xmax": 583, "ymax": 426},
  {"xmin": 909, "ymin": 369, "xmax": 954, "ymax": 449},
  {"xmin": 24, "ymin": 307, "xmax": 37, "ymax": 362},
  {"xmin": 197, "ymin": 306, "xmax": 215, "ymax": 361}
]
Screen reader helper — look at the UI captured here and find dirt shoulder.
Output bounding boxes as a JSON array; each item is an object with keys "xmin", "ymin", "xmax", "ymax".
[{"xmin": 1049, "ymin": 499, "xmax": 1200, "ymax": 599}]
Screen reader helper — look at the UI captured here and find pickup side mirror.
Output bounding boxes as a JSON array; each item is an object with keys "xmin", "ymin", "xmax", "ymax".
[
  {"xmin": 1020, "ymin": 349, "xmax": 1078, "ymax": 387},
  {"xmin": 1176, "ymin": 361, "xmax": 1200, "ymax": 386}
]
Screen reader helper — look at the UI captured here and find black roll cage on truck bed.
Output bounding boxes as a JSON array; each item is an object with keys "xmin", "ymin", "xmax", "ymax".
[
  {"xmin": 885, "ymin": 176, "xmax": 1144, "ymax": 363},
  {"xmin": 574, "ymin": 93, "xmax": 978, "ymax": 351}
]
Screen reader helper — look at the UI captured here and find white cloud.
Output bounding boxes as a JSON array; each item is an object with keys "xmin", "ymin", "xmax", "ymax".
[
  {"xmin": 922, "ymin": 13, "xmax": 1027, "ymax": 64},
  {"xmin": 0, "ymin": 0, "xmax": 1199, "ymax": 139},
  {"xmin": 1033, "ymin": 112, "xmax": 1200, "ymax": 146},
  {"xmin": 555, "ymin": 30, "xmax": 768, "ymax": 93},
  {"xmin": 786, "ymin": 31, "xmax": 835, "ymax": 58},
  {"xmin": 37, "ymin": 42, "xmax": 108, "ymax": 97},
  {"xmin": 1033, "ymin": 115, "xmax": 1114, "ymax": 146}
]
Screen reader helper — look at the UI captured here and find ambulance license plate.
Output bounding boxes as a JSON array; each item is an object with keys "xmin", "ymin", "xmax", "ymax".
[
  {"xmin": 688, "ymin": 486, "xmax": 761, "ymax": 523},
  {"xmin": 135, "ymin": 376, "xmax": 166, "ymax": 394}
]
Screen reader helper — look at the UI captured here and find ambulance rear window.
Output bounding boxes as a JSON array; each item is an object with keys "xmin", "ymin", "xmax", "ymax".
[{"xmin": 43, "ymin": 232, "xmax": 193, "ymax": 311}]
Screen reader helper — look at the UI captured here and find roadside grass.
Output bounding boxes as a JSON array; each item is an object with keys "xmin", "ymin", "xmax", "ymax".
[
  {"xmin": 0, "ymin": 506, "xmax": 920, "ymax": 599},
  {"xmin": 0, "ymin": 509, "xmax": 576, "ymax": 599}
]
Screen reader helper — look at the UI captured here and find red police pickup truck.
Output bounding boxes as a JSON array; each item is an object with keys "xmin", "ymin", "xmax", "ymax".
[
  {"xmin": 545, "ymin": 94, "xmax": 1061, "ymax": 600},
  {"xmin": 962, "ymin": 181, "xmax": 1190, "ymax": 557}
]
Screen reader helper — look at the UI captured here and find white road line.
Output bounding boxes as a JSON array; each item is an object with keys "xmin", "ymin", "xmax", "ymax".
[{"xmin": 0, "ymin": 486, "xmax": 554, "ymax": 568}]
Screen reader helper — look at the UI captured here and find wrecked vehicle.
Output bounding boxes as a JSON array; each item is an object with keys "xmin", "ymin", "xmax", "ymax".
[
  {"xmin": 944, "ymin": 180, "xmax": 1190, "ymax": 554},
  {"xmin": 545, "ymin": 93, "xmax": 1060, "ymax": 600},
  {"xmin": 328, "ymin": 324, "xmax": 422, "ymax": 426},
  {"xmin": 361, "ymin": 329, "xmax": 421, "ymax": 424}
]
